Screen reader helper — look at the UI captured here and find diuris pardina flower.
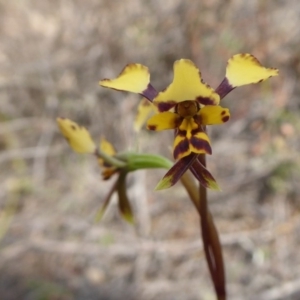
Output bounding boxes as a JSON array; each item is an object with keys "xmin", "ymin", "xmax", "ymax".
[
  {"xmin": 99, "ymin": 54, "xmax": 278, "ymax": 190},
  {"xmin": 57, "ymin": 117, "xmax": 134, "ymax": 223}
]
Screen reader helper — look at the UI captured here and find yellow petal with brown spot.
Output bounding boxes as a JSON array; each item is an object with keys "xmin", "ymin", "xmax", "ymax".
[
  {"xmin": 99, "ymin": 63, "xmax": 150, "ymax": 94},
  {"xmin": 154, "ymin": 59, "xmax": 220, "ymax": 111},
  {"xmin": 226, "ymin": 53, "xmax": 279, "ymax": 87},
  {"xmin": 57, "ymin": 118, "xmax": 96, "ymax": 153},
  {"xmin": 147, "ymin": 112, "xmax": 181, "ymax": 131},
  {"xmin": 199, "ymin": 105, "xmax": 230, "ymax": 125}
]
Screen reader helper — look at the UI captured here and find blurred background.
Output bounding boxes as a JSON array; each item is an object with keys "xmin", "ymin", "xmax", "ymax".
[{"xmin": 0, "ymin": 0, "xmax": 300, "ymax": 299}]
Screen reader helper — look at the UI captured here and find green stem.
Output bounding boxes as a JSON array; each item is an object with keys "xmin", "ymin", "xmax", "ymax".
[{"xmin": 95, "ymin": 148, "xmax": 127, "ymax": 168}]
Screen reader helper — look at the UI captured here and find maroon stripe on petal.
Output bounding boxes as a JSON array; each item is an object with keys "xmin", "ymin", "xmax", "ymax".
[
  {"xmin": 215, "ymin": 78, "xmax": 235, "ymax": 100},
  {"xmin": 196, "ymin": 96, "xmax": 217, "ymax": 106},
  {"xmin": 157, "ymin": 101, "xmax": 177, "ymax": 112},
  {"xmin": 190, "ymin": 136, "xmax": 212, "ymax": 155},
  {"xmin": 222, "ymin": 115, "xmax": 229, "ymax": 122},
  {"xmin": 177, "ymin": 128, "xmax": 187, "ymax": 137},
  {"xmin": 173, "ymin": 138, "xmax": 189, "ymax": 160},
  {"xmin": 148, "ymin": 125, "xmax": 157, "ymax": 131}
]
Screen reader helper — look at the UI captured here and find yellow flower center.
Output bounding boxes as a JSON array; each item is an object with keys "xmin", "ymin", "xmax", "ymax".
[{"xmin": 175, "ymin": 100, "xmax": 199, "ymax": 118}]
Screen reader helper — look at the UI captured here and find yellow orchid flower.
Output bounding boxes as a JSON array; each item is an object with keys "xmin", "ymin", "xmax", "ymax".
[
  {"xmin": 145, "ymin": 59, "xmax": 228, "ymax": 160},
  {"xmin": 57, "ymin": 118, "xmax": 134, "ymax": 222},
  {"xmin": 99, "ymin": 54, "xmax": 278, "ymax": 189}
]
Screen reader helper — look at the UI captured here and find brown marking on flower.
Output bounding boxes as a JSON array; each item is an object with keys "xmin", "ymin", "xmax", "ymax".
[
  {"xmin": 176, "ymin": 129, "xmax": 187, "ymax": 137},
  {"xmin": 148, "ymin": 124, "xmax": 157, "ymax": 131},
  {"xmin": 196, "ymin": 96, "xmax": 216, "ymax": 106},
  {"xmin": 190, "ymin": 128, "xmax": 202, "ymax": 136},
  {"xmin": 157, "ymin": 101, "xmax": 177, "ymax": 112},
  {"xmin": 193, "ymin": 115, "xmax": 202, "ymax": 126},
  {"xmin": 190, "ymin": 137, "xmax": 212, "ymax": 154},
  {"xmin": 174, "ymin": 116, "xmax": 184, "ymax": 128},
  {"xmin": 222, "ymin": 115, "xmax": 229, "ymax": 123},
  {"xmin": 173, "ymin": 138, "xmax": 189, "ymax": 159}
]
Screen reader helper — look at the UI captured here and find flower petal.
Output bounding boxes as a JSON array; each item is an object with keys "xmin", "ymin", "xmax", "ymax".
[
  {"xmin": 147, "ymin": 112, "xmax": 181, "ymax": 131},
  {"xmin": 117, "ymin": 172, "xmax": 134, "ymax": 223},
  {"xmin": 154, "ymin": 59, "xmax": 220, "ymax": 112},
  {"xmin": 190, "ymin": 159, "xmax": 220, "ymax": 190},
  {"xmin": 225, "ymin": 53, "xmax": 279, "ymax": 88},
  {"xmin": 155, "ymin": 153, "xmax": 198, "ymax": 190},
  {"xmin": 173, "ymin": 134, "xmax": 191, "ymax": 160},
  {"xmin": 189, "ymin": 129, "xmax": 212, "ymax": 156},
  {"xmin": 173, "ymin": 118, "xmax": 211, "ymax": 159},
  {"xmin": 199, "ymin": 105, "xmax": 230, "ymax": 125},
  {"xmin": 94, "ymin": 178, "xmax": 118, "ymax": 222},
  {"xmin": 57, "ymin": 118, "xmax": 96, "ymax": 153},
  {"xmin": 99, "ymin": 63, "xmax": 151, "ymax": 95},
  {"xmin": 134, "ymin": 98, "xmax": 156, "ymax": 132},
  {"xmin": 100, "ymin": 137, "xmax": 116, "ymax": 156}
]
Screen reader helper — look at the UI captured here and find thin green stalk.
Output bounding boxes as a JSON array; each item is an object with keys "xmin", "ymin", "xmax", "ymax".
[{"xmin": 95, "ymin": 148, "xmax": 127, "ymax": 168}]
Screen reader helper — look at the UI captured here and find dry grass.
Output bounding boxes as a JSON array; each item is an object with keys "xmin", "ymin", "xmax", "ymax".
[{"xmin": 1, "ymin": 0, "xmax": 300, "ymax": 299}]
